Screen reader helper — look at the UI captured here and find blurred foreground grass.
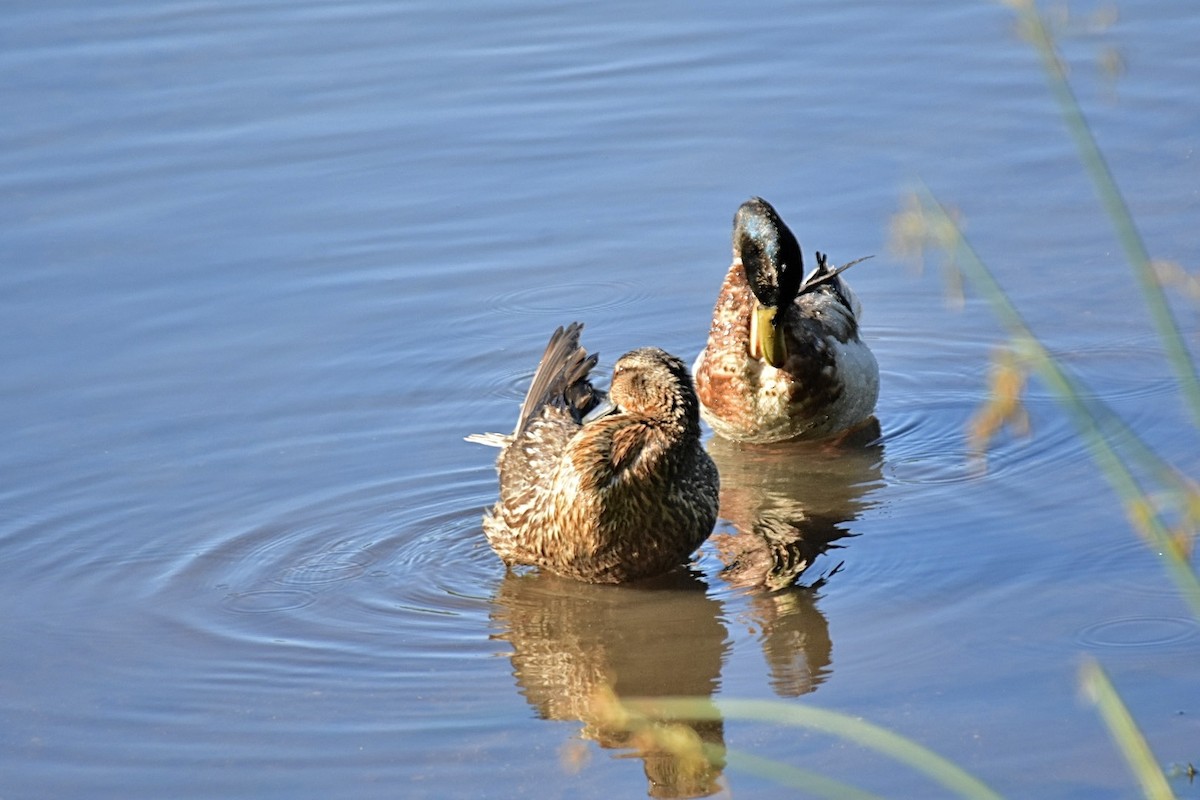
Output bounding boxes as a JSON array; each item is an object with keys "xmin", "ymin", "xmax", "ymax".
[
  {"xmin": 884, "ymin": 2, "xmax": 1198, "ymax": 793},
  {"xmin": 589, "ymin": 1, "xmax": 1197, "ymax": 797}
]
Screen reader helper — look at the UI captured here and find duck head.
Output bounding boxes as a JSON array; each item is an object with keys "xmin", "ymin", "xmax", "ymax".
[
  {"xmin": 608, "ymin": 347, "xmax": 701, "ymax": 428},
  {"xmin": 733, "ymin": 197, "xmax": 804, "ymax": 368}
]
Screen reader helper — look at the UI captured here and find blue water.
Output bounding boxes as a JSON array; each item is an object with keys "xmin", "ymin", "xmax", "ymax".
[{"xmin": 3, "ymin": 1, "xmax": 1199, "ymax": 797}]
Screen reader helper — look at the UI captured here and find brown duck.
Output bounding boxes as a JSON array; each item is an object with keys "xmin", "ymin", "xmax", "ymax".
[
  {"xmin": 694, "ymin": 197, "xmax": 879, "ymax": 443},
  {"xmin": 469, "ymin": 323, "xmax": 719, "ymax": 583}
]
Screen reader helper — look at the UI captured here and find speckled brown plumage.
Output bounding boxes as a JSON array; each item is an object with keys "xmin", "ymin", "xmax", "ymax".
[
  {"xmin": 694, "ymin": 198, "xmax": 879, "ymax": 443},
  {"xmin": 471, "ymin": 323, "xmax": 719, "ymax": 584}
]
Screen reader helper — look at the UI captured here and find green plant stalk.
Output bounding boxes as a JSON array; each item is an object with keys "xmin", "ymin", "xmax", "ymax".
[
  {"xmin": 919, "ymin": 188, "xmax": 1200, "ymax": 619},
  {"xmin": 1074, "ymin": 390, "xmax": 1199, "ymax": 506},
  {"xmin": 630, "ymin": 697, "xmax": 1004, "ymax": 800},
  {"xmin": 1010, "ymin": 0, "xmax": 1200, "ymax": 426},
  {"xmin": 1002, "ymin": 323, "xmax": 1197, "ymax": 512},
  {"xmin": 721, "ymin": 748, "xmax": 886, "ymax": 800},
  {"xmin": 1080, "ymin": 659, "xmax": 1177, "ymax": 800}
]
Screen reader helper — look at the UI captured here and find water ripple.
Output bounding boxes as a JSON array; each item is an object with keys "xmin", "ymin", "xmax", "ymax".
[
  {"xmin": 491, "ymin": 279, "xmax": 651, "ymax": 316},
  {"xmin": 275, "ymin": 548, "xmax": 377, "ymax": 586},
  {"xmin": 1083, "ymin": 537, "xmax": 1193, "ymax": 602},
  {"xmin": 1076, "ymin": 615, "xmax": 1200, "ymax": 651},
  {"xmin": 153, "ymin": 467, "xmax": 502, "ymax": 653},
  {"xmin": 880, "ymin": 394, "xmax": 1086, "ymax": 489},
  {"xmin": 222, "ymin": 589, "xmax": 319, "ymax": 614}
]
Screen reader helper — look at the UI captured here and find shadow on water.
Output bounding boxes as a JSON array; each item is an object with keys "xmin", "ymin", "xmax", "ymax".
[{"xmin": 485, "ymin": 428, "xmax": 884, "ymax": 796}]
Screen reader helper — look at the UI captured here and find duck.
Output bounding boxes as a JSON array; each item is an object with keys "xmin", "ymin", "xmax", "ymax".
[
  {"xmin": 468, "ymin": 323, "xmax": 720, "ymax": 584},
  {"xmin": 693, "ymin": 197, "xmax": 879, "ymax": 443}
]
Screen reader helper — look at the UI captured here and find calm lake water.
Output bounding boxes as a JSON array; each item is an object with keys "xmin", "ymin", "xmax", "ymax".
[{"xmin": 3, "ymin": 1, "xmax": 1198, "ymax": 797}]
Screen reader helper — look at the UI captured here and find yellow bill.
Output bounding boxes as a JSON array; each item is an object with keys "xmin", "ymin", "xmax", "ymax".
[{"xmin": 749, "ymin": 303, "xmax": 786, "ymax": 367}]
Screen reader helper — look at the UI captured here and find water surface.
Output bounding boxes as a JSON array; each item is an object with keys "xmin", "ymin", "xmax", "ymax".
[{"xmin": 3, "ymin": 1, "xmax": 1199, "ymax": 798}]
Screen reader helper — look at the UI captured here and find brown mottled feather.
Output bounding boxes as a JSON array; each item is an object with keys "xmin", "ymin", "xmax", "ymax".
[
  {"xmin": 694, "ymin": 208, "xmax": 879, "ymax": 443},
  {"xmin": 473, "ymin": 324, "xmax": 720, "ymax": 583}
]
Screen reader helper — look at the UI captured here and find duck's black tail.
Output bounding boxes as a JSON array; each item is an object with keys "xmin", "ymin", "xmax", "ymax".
[{"xmin": 514, "ymin": 322, "xmax": 602, "ymax": 438}]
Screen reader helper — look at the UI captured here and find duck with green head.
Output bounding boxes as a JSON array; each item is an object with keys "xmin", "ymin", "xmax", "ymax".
[
  {"xmin": 469, "ymin": 323, "xmax": 720, "ymax": 583},
  {"xmin": 694, "ymin": 197, "xmax": 879, "ymax": 443}
]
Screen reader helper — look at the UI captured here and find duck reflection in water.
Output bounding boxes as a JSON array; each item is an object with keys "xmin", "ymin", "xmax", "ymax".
[
  {"xmin": 708, "ymin": 422, "xmax": 884, "ymax": 696},
  {"xmin": 487, "ymin": 426, "xmax": 883, "ymax": 795},
  {"xmin": 490, "ymin": 570, "xmax": 727, "ymax": 798}
]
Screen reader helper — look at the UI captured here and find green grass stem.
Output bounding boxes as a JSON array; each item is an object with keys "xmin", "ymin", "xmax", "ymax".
[
  {"xmin": 722, "ymin": 749, "xmax": 886, "ymax": 800},
  {"xmin": 629, "ymin": 697, "xmax": 1004, "ymax": 800},
  {"xmin": 1004, "ymin": 0, "xmax": 1200, "ymax": 426},
  {"xmin": 1080, "ymin": 660, "xmax": 1177, "ymax": 800},
  {"xmin": 915, "ymin": 188, "xmax": 1200, "ymax": 620}
]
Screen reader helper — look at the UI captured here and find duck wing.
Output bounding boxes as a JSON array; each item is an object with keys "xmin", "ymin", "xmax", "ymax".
[
  {"xmin": 514, "ymin": 322, "xmax": 602, "ymax": 438},
  {"xmin": 491, "ymin": 323, "xmax": 603, "ymax": 528},
  {"xmin": 466, "ymin": 323, "xmax": 602, "ymax": 448}
]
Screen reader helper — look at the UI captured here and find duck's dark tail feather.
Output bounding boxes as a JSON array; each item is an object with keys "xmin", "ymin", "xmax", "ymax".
[
  {"xmin": 514, "ymin": 322, "xmax": 602, "ymax": 438},
  {"xmin": 799, "ymin": 252, "xmax": 874, "ymax": 294}
]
